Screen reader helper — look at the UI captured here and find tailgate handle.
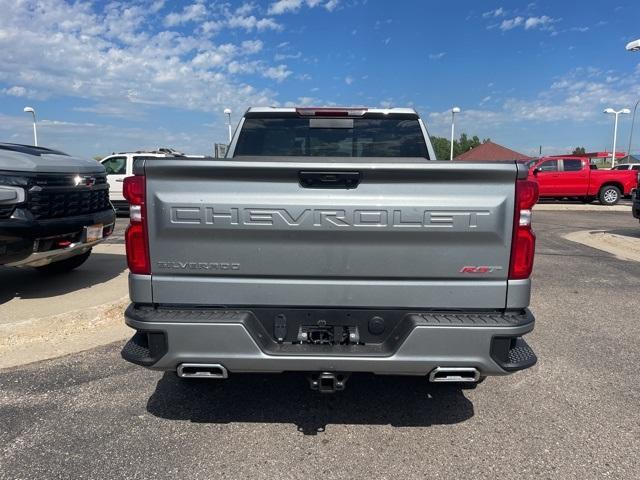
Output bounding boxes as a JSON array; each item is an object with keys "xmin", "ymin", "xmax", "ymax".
[{"xmin": 299, "ymin": 171, "xmax": 361, "ymax": 189}]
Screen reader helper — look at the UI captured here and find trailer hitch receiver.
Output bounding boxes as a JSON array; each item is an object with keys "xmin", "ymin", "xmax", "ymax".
[{"xmin": 308, "ymin": 372, "xmax": 350, "ymax": 393}]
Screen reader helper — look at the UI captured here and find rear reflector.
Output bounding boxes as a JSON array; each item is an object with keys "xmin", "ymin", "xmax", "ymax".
[
  {"xmin": 125, "ymin": 222, "xmax": 150, "ymax": 274},
  {"xmin": 509, "ymin": 180, "xmax": 539, "ymax": 280},
  {"xmin": 123, "ymin": 176, "xmax": 150, "ymax": 275}
]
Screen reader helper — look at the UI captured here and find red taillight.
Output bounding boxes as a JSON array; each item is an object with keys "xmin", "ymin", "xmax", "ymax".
[
  {"xmin": 123, "ymin": 174, "xmax": 144, "ymax": 204},
  {"xmin": 509, "ymin": 180, "xmax": 539, "ymax": 280},
  {"xmin": 123, "ymin": 175, "xmax": 150, "ymax": 275}
]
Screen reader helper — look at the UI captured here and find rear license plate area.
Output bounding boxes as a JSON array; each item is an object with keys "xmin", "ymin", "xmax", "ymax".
[{"xmin": 298, "ymin": 325, "xmax": 359, "ymax": 345}]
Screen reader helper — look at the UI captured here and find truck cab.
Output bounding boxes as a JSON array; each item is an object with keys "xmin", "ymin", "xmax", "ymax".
[{"xmin": 528, "ymin": 156, "xmax": 637, "ymax": 205}]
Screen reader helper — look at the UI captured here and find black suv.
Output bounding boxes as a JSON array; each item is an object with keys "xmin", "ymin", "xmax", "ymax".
[{"xmin": 0, "ymin": 143, "xmax": 115, "ymax": 272}]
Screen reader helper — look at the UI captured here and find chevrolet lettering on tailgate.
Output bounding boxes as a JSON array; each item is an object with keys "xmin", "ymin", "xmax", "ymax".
[{"xmin": 169, "ymin": 206, "xmax": 492, "ymax": 230}]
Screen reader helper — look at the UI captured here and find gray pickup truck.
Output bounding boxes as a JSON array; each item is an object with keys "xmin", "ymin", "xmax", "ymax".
[
  {"xmin": 0, "ymin": 143, "xmax": 115, "ymax": 272},
  {"xmin": 121, "ymin": 107, "xmax": 539, "ymax": 392}
]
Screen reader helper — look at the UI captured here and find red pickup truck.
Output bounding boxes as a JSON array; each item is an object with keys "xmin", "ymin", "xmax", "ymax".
[{"xmin": 527, "ymin": 156, "xmax": 637, "ymax": 205}]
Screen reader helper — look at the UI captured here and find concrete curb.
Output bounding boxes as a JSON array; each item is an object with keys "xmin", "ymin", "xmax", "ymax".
[
  {"xmin": 534, "ymin": 204, "xmax": 631, "ymax": 212},
  {"xmin": 0, "ymin": 297, "xmax": 130, "ymax": 369},
  {"xmin": 564, "ymin": 230, "xmax": 640, "ymax": 262}
]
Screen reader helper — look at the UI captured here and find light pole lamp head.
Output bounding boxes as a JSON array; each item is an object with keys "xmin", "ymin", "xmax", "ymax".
[
  {"xmin": 621, "ymin": 108, "xmax": 631, "ymax": 115},
  {"xmin": 23, "ymin": 106, "xmax": 35, "ymax": 114},
  {"xmin": 626, "ymin": 39, "xmax": 640, "ymax": 52},
  {"xmin": 223, "ymin": 108, "xmax": 231, "ymax": 116},
  {"xmin": 604, "ymin": 108, "xmax": 616, "ymax": 114},
  {"xmin": 452, "ymin": 107, "xmax": 461, "ymax": 114}
]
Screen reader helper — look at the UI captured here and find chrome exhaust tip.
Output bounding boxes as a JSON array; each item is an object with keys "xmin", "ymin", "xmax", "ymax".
[
  {"xmin": 177, "ymin": 363, "xmax": 228, "ymax": 379},
  {"xmin": 429, "ymin": 367, "xmax": 480, "ymax": 383}
]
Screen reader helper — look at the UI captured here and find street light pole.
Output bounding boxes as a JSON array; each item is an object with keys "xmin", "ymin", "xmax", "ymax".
[
  {"xmin": 626, "ymin": 39, "xmax": 640, "ymax": 160},
  {"xmin": 627, "ymin": 99, "xmax": 639, "ymax": 161},
  {"xmin": 450, "ymin": 107, "xmax": 460, "ymax": 161},
  {"xmin": 224, "ymin": 108, "xmax": 232, "ymax": 143},
  {"xmin": 604, "ymin": 108, "xmax": 631, "ymax": 168},
  {"xmin": 23, "ymin": 107, "xmax": 38, "ymax": 146}
]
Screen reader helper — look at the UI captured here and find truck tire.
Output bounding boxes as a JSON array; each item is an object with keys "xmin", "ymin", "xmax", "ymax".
[
  {"xmin": 598, "ymin": 185, "xmax": 621, "ymax": 206},
  {"xmin": 36, "ymin": 249, "xmax": 92, "ymax": 274}
]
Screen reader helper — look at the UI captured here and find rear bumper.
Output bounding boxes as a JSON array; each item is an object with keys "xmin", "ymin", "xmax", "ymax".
[{"xmin": 122, "ymin": 305, "xmax": 537, "ymax": 377}]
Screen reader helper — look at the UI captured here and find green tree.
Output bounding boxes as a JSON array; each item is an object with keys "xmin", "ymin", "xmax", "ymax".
[
  {"xmin": 430, "ymin": 133, "xmax": 488, "ymax": 160},
  {"xmin": 572, "ymin": 147, "xmax": 586, "ymax": 155},
  {"xmin": 430, "ymin": 136, "xmax": 451, "ymax": 160}
]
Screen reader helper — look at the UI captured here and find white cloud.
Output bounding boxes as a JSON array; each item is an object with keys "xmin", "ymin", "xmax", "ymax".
[
  {"xmin": 429, "ymin": 52, "xmax": 446, "ymax": 60},
  {"xmin": 0, "ymin": 0, "xmax": 282, "ymax": 118},
  {"xmin": 284, "ymin": 96, "xmax": 323, "ymax": 107},
  {"xmin": 0, "ymin": 112, "xmax": 212, "ymax": 157},
  {"xmin": 0, "ymin": 1, "xmax": 359, "ymax": 155},
  {"xmin": 268, "ymin": 0, "xmax": 338, "ymax": 15},
  {"xmin": 274, "ymin": 51, "xmax": 302, "ymax": 61},
  {"xmin": 263, "ymin": 65, "xmax": 292, "ymax": 82},
  {"xmin": 150, "ymin": 1, "xmax": 165, "ymax": 14},
  {"xmin": 344, "ymin": 75, "xmax": 354, "ymax": 85},
  {"xmin": 235, "ymin": 3, "xmax": 256, "ymax": 16},
  {"xmin": 164, "ymin": 2, "xmax": 207, "ymax": 27},
  {"xmin": 269, "ymin": 0, "xmax": 302, "ymax": 14},
  {"xmin": 2, "ymin": 86, "xmax": 28, "ymax": 96},
  {"xmin": 325, "ymin": 0, "xmax": 339, "ymax": 11},
  {"xmin": 499, "ymin": 15, "xmax": 559, "ymax": 32},
  {"xmin": 428, "ymin": 67, "xmax": 640, "ymax": 137},
  {"xmin": 524, "ymin": 15, "xmax": 556, "ymax": 30},
  {"xmin": 227, "ymin": 60, "xmax": 259, "ymax": 75},
  {"xmin": 227, "ymin": 15, "xmax": 282, "ymax": 31},
  {"xmin": 500, "ymin": 16, "xmax": 524, "ymax": 31},
  {"xmin": 482, "ymin": 7, "xmax": 505, "ymax": 18},
  {"xmin": 241, "ymin": 40, "xmax": 264, "ymax": 54}
]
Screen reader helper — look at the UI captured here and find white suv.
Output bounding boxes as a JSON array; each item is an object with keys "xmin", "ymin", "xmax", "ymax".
[
  {"xmin": 612, "ymin": 163, "xmax": 640, "ymax": 171},
  {"xmin": 100, "ymin": 149, "xmax": 192, "ymax": 211}
]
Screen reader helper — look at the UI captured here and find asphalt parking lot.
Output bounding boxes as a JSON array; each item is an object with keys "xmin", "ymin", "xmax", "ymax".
[{"xmin": 1, "ymin": 211, "xmax": 639, "ymax": 480}]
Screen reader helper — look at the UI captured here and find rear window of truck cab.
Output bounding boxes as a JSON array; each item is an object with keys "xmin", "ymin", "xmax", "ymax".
[{"xmin": 234, "ymin": 116, "xmax": 430, "ymax": 158}]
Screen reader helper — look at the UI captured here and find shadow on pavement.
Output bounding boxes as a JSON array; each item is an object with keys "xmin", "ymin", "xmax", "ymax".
[
  {"xmin": 146, "ymin": 372, "xmax": 474, "ymax": 435},
  {"xmin": 0, "ymin": 252, "xmax": 126, "ymax": 304},
  {"xmin": 607, "ymin": 228, "xmax": 640, "ymax": 240},
  {"xmin": 537, "ymin": 198, "xmax": 632, "ymax": 205}
]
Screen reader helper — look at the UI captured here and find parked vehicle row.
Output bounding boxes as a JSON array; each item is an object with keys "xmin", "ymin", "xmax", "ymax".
[
  {"xmin": 526, "ymin": 156, "xmax": 637, "ymax": 205},
  {"xmin": 0, "ymin": 143, "xmax": 115, "ymax": 272}
]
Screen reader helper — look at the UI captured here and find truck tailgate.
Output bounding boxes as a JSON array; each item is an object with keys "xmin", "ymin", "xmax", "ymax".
[{"xmin": 144, "ymin": 158, "xmax": 518, "ymax": 309}]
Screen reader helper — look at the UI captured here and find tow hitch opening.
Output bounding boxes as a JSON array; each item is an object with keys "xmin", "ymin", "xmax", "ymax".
[{"xmin": 308, "ymin": 372, "xmax": 350, "ymax": 393}]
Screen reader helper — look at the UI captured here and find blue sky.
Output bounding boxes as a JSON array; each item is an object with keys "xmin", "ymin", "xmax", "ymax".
[{"xmin": 0, "ymin": 0, "xmax": 639, "ymax": 158}]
